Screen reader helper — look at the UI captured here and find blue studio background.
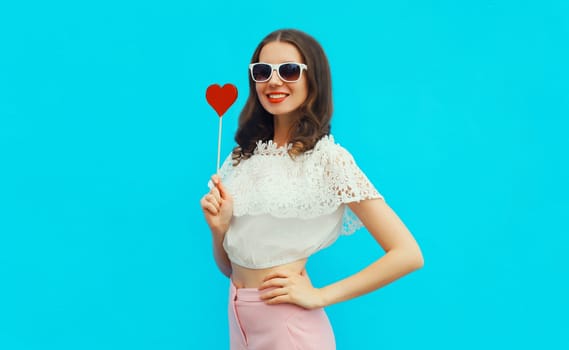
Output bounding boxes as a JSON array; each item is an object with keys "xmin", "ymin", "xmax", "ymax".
[{"xmin": 1, "ymin": 1, "xmax": 568, "ymax": 349}]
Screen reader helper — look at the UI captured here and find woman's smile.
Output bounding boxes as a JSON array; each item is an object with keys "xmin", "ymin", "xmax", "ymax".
[{"xmin": 267, "ymin": 92, "xmax": 289, "ymax": 103}]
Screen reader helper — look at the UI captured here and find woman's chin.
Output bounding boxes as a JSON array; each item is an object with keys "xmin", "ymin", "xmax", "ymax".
[{"xmin": 263, "ymin": 105, "xmax": 298, "ymax": 118}]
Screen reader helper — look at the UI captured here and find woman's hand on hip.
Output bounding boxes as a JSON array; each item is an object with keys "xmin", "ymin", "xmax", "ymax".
[
  {"xmin": 258, "ymin": 269, "xmax": 326, "ymax": 310},
  {"xmin": 200, "ymin": 175, "xmax": 233, "ymax": 237}
]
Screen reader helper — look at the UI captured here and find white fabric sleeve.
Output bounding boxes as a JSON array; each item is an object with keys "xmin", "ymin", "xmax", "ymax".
[{"xmin": 324, "ymin": 145, "xmax": 384, "ymax": 235}]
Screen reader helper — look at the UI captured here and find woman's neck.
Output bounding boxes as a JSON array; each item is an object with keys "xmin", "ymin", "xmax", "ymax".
[{"xmin": 273, "ymin": 113, "xmax": 298, "ymax": 147}]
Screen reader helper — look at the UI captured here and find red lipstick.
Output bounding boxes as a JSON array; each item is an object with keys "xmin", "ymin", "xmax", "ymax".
[{"xmin": 267, "ymin": 92, "xmax": 289, "ymax": 104}]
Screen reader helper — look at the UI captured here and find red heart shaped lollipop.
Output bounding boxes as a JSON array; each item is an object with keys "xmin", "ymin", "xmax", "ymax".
[{"xmin": 206, "ymin": 84, "xmax": 238, "ymax": 117}]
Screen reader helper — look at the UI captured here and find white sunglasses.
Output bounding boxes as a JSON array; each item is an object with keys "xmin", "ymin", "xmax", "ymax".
[{"xmin": 249, "ymin": 62, "xmax": 308, "ymax": 83}]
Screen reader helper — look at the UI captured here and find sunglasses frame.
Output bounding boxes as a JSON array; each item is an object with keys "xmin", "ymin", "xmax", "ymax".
[{"xmin": 249, "ymin": 62, "xmax": 308, "ymax": 83}]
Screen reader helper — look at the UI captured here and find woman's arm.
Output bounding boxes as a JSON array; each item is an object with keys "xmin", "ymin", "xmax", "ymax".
[
  {"xmin": 201, "ymin": 175, "xmax": 233, "ymax": 278},
  {"xmin": 259, "ymin": 198, "xmax": 423, "ymax": 309},
  {"xmin": 319, "ymin": 198, "xmax": 424, "ymax": 306},
  {"xmin": 211, "ymin": 231, "xmax": 232, "ymax": 278}
]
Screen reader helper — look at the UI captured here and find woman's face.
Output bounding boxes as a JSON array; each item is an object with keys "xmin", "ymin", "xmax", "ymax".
[{"xmin": 255, "ymin": 41, "xmax": 308, "ymax": 118}]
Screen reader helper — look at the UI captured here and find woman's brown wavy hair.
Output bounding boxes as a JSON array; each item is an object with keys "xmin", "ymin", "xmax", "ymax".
[{"xmin": 232, "ymin": 29, "xmax": 333, "ymax": 164}]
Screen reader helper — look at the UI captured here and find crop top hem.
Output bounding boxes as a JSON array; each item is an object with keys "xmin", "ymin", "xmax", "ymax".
[{"xmin": 225, "ymin": 245, "xmax": 330, "ymax": 269}]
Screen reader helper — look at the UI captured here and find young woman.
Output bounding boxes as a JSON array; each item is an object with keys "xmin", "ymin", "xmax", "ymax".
[{"xmin": 200, "ymin": 29, "xmax": 424, "ymax": 350}]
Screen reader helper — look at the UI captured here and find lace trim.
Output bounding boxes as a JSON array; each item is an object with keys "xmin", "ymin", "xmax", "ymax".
[
  {"xmin": 219, "ymin": 135, "xmax": 383, "ymax": 235},
  {"xmin": 253, "ymin": 139, "xmax": 292, "ymax": 156},
  {"xmin": 342, "ymin": 207, "xmax": 364, "ymax": 235}
]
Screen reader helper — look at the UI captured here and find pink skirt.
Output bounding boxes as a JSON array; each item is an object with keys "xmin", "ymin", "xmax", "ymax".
[{"xmin": 228, "ymin": 279, "xmax": 336, "ymax": 350}]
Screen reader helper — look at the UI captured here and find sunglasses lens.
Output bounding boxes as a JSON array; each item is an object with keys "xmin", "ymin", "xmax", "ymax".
[
  {"xmin": 279, "ymin": 63, "xmax": 301, "ymax": 82},
  {"xmin": 251, "ymin": 64, "xmax": 272, "ymax": 82}
]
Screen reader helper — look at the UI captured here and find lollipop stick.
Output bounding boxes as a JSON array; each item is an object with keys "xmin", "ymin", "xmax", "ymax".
[{"xmin": 217, "ymin": 117, "xmax": 223, "ymax": 173}]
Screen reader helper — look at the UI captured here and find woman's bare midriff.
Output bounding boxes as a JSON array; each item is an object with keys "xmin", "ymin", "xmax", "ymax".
[{"xmin": 230, "ymin": 258, "xmax": 308, "ymax": 289}]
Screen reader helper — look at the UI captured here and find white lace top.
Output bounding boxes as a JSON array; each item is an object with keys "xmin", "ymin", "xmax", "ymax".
[{"xmin": 219, "ymin": 135, "xmax": 383, "ymax": 269}]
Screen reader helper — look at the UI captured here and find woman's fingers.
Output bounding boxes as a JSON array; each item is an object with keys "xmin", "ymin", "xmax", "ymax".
[
  {"xmin": 258, "ymin": 277, "xmax": 288, "ymax": 290},
  {"xmin": 200, "ymin": 199, "xmax": 215, "ymax": 215},
  {"xmin": 264, "ymin": 294, "xmax": 290, "ymax": 305},
  {"xmin": 209, "ymin": 174, "xmax": 230, "ymax": 200},
  {"xmin": 217, "ymin": 181, "xmax": 229, "ymax": 199},
  {"xmin": 202, "ymin": 174, "xmax": 232, "ymax": 218},
  {"xmin": 201, "ymin": 194, "xmax": 220, "ymax": 214},
  {"xmin": 207, "ymin": 193, "xmax": 221, "ymax": 211},
  {"xmin": 259, "ymin": 287, "xmax": 289, "ymax": 301},
  {"xmin": 210, "ymin": 186, "xmax": 221, "ymax": 202},
  {"xmin": 262, "ymin": 270, "xmax": 291, "ymax": 282},
  {"xmin": 208, "ymin": 175, "xmax": 220, "ymax": 190}
]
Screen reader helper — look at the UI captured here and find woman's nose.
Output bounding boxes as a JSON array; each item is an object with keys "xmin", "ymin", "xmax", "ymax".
[{"xmin": 268, "ymin": 68, "xmax": 283, "ymax": 85}]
